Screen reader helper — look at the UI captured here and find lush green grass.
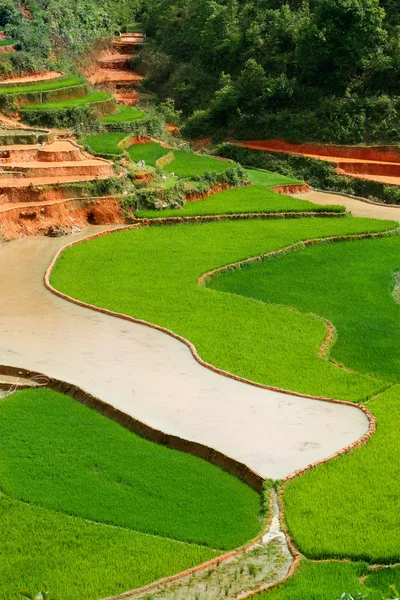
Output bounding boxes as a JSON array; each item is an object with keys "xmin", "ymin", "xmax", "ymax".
[
  {"xmin": 21, "ymin": 90, "xmax": 112, "ymax": 110},
  {"xmin": 255, "ymin": 560, "xmax": 387, "ymax": 600},
  {"xmin": 51, "ymin": 217, "xmax": 396, "ymax": 402},
  {"xmin": 127, "ymin": 142, "xmax": 233, "ymax": 175},
  {"xmin": 246, "ymin": 168, "xmax": 302, "ymax": 187},
  {"xmin": 165, "ymin": 150, "xmax": 232, "ymax": 176},
  {"xmin": 82, "ymin": 132, "xmax": 126, "ymax": 155},
  {"xmin": 0, "ymin": 38, "xmax": 15, "ymax": 47},
  {"xmin": 0, "ymin": 75, "xmax": 83, "ymax": 93},
  {"xmin": 100, "ymin": 105, "xmax": 145, "ymax": 123},
  {"xmin": 127, "ymin": 141, "xmax": 169, "ymax": 166},
  {"xmin": 126, "ymin": 22, "xmax": 145, "ymax": 33},
  {"xmin": 210, "ymin": 235, "xmax": 400, "ymax": 382},
  {"xmin": 0, "ymin": 495, "xmax": 216, "ymax": 600},
  {"xmin": 282, "ymin": 385, "xmax": 400, "ymax": 563},
  {"xmin": 0, "ymin": 387, "xmax": 260, "ymax": 550},
  {"xmin": 136, "ymin": 184, "xmax": 345, "ymax": 219}
]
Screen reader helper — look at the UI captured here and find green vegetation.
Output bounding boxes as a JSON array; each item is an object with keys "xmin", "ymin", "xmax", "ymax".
[
  {"xmin": 51, "ymin": 217, "xmax": 396, "ymax": 402},
  {"xmin": 127, "ymin": 140, "xmax": 168, "ymax": 165},
  {"xmin": 140, "ymin": 0, "xmax": 400, "ymax": 144},
  {"xmin": 246, "ymin": 169, "xmax": 301, "ymax": 187},
  {"xmin": 100, "ymin": 105, "xmax": 146, "ymax": 123},
  {"xmin": 21, "ymin": 90, "xmax": 113, "ymax": 111},
  {"xmin": 0, "ymin": 76, "xmax": 82, "ymax": 94},
  {"xmin": 0, "ymin": 496, "xmax": 216, "ymax": 600},
  {"xmin": 136, "ymin": 184, "xmax": 345, "ymax": 219},
  {"xmin": 255, "ymin": 560, "xmax": 386, "ymax": 600},
  {"xmin": 217, "ymin": 144, "xmax": 400, "ymax": 206},
  {"xmin": 127, "ymin": 142, "xmax": 233, "ymax": 176},
  {"xmin": 282, "ymin": 385, "xmax": 400, "ymax": 563},
  {"xmin": 210, "ymin": 235, "xmax": 400, "ymax": 382},
  {"xmin": 164, "ymin": 151, "xmax": 231, "ymax": 177},
  {"xmin": 82, "ymin": 132, "xmax": 126, "ymax": 155},
  {"xmin": 0, "ymin": 38, "xmax": 14, "ymax": 46},
  {"xmin": 0, "ymin": 387, "xmax": 261, "ymax": 550}
]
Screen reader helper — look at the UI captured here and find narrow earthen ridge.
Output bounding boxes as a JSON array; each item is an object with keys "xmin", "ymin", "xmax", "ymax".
[{"xmin": 134, "ymin": 211, "xmax": 345, "ymax": 226}]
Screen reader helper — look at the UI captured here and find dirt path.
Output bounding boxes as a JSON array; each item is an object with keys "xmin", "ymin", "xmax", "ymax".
[
  {"xmin": 292, "ymin": 189, "xmax": 400, "ymax": 222},
  {"xmin": 0, "ymin": 226, "xmax": 368, "ymax": 480}
]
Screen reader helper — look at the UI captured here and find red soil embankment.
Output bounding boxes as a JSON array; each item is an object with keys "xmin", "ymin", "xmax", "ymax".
[
  {"xmin": 239, "ymin": 140, "xmax": 400, "ymax": 164},
  {"xmin": 271, "ymin": 184, "xmax": 310, "ymax": 195},
  {"xmin": 238, "ymin": 139, "xmax": 400, "ymax": 185},
  {"xmin": 0, "ymin": 71, "xmax": 63, "ymax": 85},
  {"xmin": 0, "ymin": 197, "xmax": 123, "ymax": 240}
]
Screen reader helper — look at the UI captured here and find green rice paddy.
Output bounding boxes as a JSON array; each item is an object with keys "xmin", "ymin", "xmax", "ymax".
[
  {"xmin": 210, "ymin": 234, "xmax": 400, "ymax": 383},
  {"xmin": 100, "ymin": 105, "xmax": 145, "ymax": 123},
  {"xmin": 127, "ymin": 141, "xmax": 232, "ymax": 175},
  {"xmin": 256, "ymin": 559, "xmax": 400, "ymax": 600},
  {"xmin": 0, "ymin": 495, "xmax": 216, "ymax": 600},
  {"xmin": 246, "ymin": 169, "xmax": 301, "ymax": 187},
  {"xmin": 0, "ymin": 388, "xmax": 261, "ymax": 550},
  {"xmin": 126, "ymin": 140, "xmax": 168, "ymax": 165},
  {"xmin": 136, "ymin": 184, "xmax": 345, "ymax": 219},
  {"xmin": 51, "ymin": 217, "xmax": 396, "ymax": 402},
  {"xmin": 82, "ymin": 132, "xmax": 126, "ymax": 155},
  {"xmin": 21, "ymin": 90, "xmax": 112, "ymax": 110},
  {"xmin": 282, "ymin": 384, "xmax": 400, "ymax": 563},
  {"xmin": 0, "ymin": 75, "xmax": 83, "ymax": 93}
]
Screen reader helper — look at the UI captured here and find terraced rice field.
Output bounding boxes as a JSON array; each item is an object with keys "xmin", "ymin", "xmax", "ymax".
[
  {"xmin": 136, "ymin": 184, "xmax": 344, "ymax": 219},
  {"xmin": 0, "ymin": 386, "xmax": 261, "ymax": 599}
]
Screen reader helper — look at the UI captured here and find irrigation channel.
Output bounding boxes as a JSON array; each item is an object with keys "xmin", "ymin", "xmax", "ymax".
[{"xmin": 1, "ymin": 190, "xmax": 399, "ymax": 599}]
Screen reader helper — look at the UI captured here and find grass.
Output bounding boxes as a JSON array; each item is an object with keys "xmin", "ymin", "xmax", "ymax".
[
  {"xmin": 0, "ymin": 495, "xmax": 216, "ymax": 600},
  {"xmin": 136, "ymin": 184, "xmax": 345, "ymax": 219},
  {"xmin": 51, "ymin": 217, "xmax": 397, "ymax": 402},
  {"xmin": 255, "ymin": 559, "xmax": 389, "ymax": 600},
  {"xmin": 127, "ymin": 141, "xmax": 169, "ymax": 165},
  {"xmin": 164, "ymin": 150, "xmax": 232, "ymax": 176},
  {"xmin": 100, "ymin": 104, "xmax": 146, "ymax": 123},
  {"xmin": 82, "ymin": 132, "xmax": 126, "ymax": 155},
  {"xmin": 0, "ymin": 75, "xmax": 83, "ymax": 93},
  {"xmin": 246, "ymin": 168, "xmax": 302, "ymax": 187},
  {"xmin": 210, "ymin": 235, "xmax": 400, "ymax": 382},
  {"xmin": 0, "ymin": 388, "xmax": 261, "ymax": 550},
  {"xmin": 127, "ymin": 142, "xmax": 233, "ymax": 175},
  {"xmin": 282, "ymin": 385, "xmax": 400, "ymax": 563},
  {"xmin": 0, "ymin": 38, "xmax": 15, "ymax": 47},
  {"xmin": 21, "ymin": 90, "xmax": 112, "ymax": 110}
]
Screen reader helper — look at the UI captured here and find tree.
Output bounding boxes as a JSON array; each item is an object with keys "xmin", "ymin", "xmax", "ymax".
[{"xmin": 296, "ymin": 0, "xmax": 387, "ymax": 91}]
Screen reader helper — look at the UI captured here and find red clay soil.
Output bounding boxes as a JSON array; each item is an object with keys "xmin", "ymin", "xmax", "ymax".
[
  {"xmin": 0, "ymin": 71, "xmax": 63, "ymax": 85},
  {"xmin": 20, "ymin": 4, "xmax": 33, "ymax": 19},
  {"xmin": 0, "ymin": 140, "xmax": 115, "ymax": 199},
  {"xmin": 271, "ymin": 184, "xmax": 310, "ymax": 194},
  {"xmin": 239, "ymin": 140, "xmax": 400, "ymax": 163},
  {"xmin": 115, "ymin": 91, "xmax": 139, "ymax": 106},
  {"xmin": 0, "ymin": 45, "xmax": 16, "ymax": 54},
  {"xmin": 238, "ymin": 140, "xmax": 400, "ymax": 185},
  {"xmin": 0, "ymin": 197, "xmax": 124, "ymax": 240}
]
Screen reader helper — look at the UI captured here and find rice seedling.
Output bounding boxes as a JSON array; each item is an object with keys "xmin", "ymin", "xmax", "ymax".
[
  {"xmin": 0, "ymin": 495, "xmax": 216, "ymax": 600},
  {"xmin": 136, "ymin": 184, "xmax": 345, "ymax": 219},
  {"xmin": 81, "ymin": 132, "xmax": 126, "ymax": 155},
  {"xmin": 246, "ymin": 169, "xmax": 302, "ymax": 187},
  {"xmin": 0, "ymin": 388, "xmax": 261, "ymax": 549},
  {"xmin": 210, "ymin": 235, "xmax": 400, "ymax": 382},
  {"xmin": 283, "ymin": 385, "xmax": 400, "ymax": 562},
  {"xmin": 21, "ymin": 91, "xmax": 113, "ymax": 110},
  {"xmin": 100, "ymin": 105, "xmax": 146, "ymax": 123},
  {"xmin": 51, "ymin": 217, "xmax": 396, "ymax": 402},
  {"xmin": 0, "ymin": 76, "xmax": 83, "ymax": 94}
]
